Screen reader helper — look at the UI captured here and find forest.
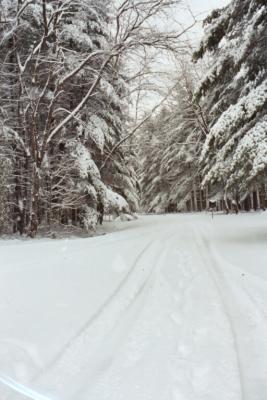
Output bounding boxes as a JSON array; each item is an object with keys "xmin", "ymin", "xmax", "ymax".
[
  {"xmin": 0, "ymin": 0, "xmax": 266, "ymax": 237},
  {"xmin": 1, "ymin": 2, "xmax": 267, "ymax": 399}
]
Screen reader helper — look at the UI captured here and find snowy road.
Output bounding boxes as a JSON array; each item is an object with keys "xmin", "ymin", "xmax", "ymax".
[{"xmin": 0, "ymin": 214, "xmax": 267, "ymax": 400}]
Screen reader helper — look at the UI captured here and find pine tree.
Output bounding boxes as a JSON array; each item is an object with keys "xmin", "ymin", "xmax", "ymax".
[
  {"xmin": 194, "ymin": 0, "xmax": 267, "ymax": 200},
  {"xmin": 47, "ymin": 0, "xmax": 133, "ymax": 229}
]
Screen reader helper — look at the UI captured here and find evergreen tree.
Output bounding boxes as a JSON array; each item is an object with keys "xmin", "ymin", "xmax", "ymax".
[
  {"xmin": 194, "ymin": 0, "xmax": 267, "ymax": 199},
  {"xmin": 48, "ymin": 0, "xmax": 135, "ymax": 228}
]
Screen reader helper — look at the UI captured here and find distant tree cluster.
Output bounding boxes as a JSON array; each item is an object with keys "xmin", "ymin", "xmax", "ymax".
[
  {"xmin": 140, "ymin": 63, "xmax": 207, "ymax": 212},
  {"xmin": 140, "ymin": 0, "xmax": 267, "ymax": 213}
]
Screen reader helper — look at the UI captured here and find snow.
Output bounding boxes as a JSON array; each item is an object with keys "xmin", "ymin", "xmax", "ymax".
[
  {"xmin": 85, "ymin": 115, "xmax": 107, "ymax": 153},
  {"xmin": 104, "ymin": 188, "xmax": 128, "ymax": 211},
  {"xmin": 61, "ymin": 22, "xmax": 94, "ymax": 51},
  {"xmin": 100, "ymin": 79, "xmax": 121, "ymax": 108},
  {"xmin": 0, "ymin": 213, "xmax": 267, "ymax": 400},
  {"xmin": 71, "ymin": 142, "xmax": 100, "ymax": 179},
  {"xmin": 201, "ymin": 79, "xmax": 267, "ymax": 158},
  {"xmin": 82, "ymin": 206, "xmax": 98, "ymax": 231},
  {"xmin": 231, "ymin": 117, "xmax": 267, "ymax": 182}
]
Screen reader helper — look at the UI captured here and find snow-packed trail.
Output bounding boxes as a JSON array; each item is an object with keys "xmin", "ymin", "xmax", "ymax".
[{"xmin": 0, "ymin": 214, "xmax": 267, "ymax": 400}]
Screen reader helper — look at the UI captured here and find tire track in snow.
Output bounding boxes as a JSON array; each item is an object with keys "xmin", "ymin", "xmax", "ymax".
[
  {"xmin": 205, "ymin": 238, "xmax": 267, "ymax": 400},
  {"xmin": 82, "ymin": 231, "xmax": 186, "ymax": 400},
  {"xmin": 5, "ymin": 233, "xmax": 172, "ymax": 400},
  {"xmin": 192, "ymin": 225, "xmax": 245, "ymax": 400},
  {"xmin": 33, "ymin": 232, "xmax": 176, "ymax": 399},
  {"xmin": 74, "ymin": 236, "xmax": 177, "ymax": 399},
  {"xmin": 212, "ymin": 249, "xmax": 267, "ymax": 324}
]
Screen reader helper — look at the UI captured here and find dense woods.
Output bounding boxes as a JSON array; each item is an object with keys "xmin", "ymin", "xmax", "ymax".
[
  {"xmin": 140, "ymin": 0, "xmax": 267, "ymax": 213},
  {"xmin": 0, "ymin": 0, "xmax": 184, "ymax": 236},
  {"xmin": 0, "ymin": 0, "xmax": 266, "ymax": 236}
]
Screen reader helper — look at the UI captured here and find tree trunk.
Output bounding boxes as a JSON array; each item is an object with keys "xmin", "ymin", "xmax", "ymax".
[
  {"xmin": 193, "ymin": 181, "xmax": 198, "ymax": 211},
  {"xmin": 205, "ymin": 186, "xmax": 209, "ymax": 210},
  {"xmin": 224, "ymin": 193, "xmax": 230, "ymax": 214},
  {"xmin": 256, "ymin": 187, "xmax": 260, "ymax": 210},
  {"xmin": 27, "ymin": 167, "xmax": 40, "ymax": 238},
  {"xmin": 250, "ymin": 192, "xmax": 254, "ymax": 211}
]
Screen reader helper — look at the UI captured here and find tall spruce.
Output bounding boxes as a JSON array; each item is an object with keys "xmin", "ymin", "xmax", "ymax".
[{"xmin": 194, "ymin": 0, "xmax": 267, "ymax": 202}]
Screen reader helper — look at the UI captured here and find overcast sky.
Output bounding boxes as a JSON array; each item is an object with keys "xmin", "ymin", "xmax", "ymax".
[
  {"xmin": 136, "ymin": 0, "xmax": 232, "ymax": 112},
  {"xmin": 173, "ymin": 0, "xmax": 231, "ymax": 43},
  {"xmin": 186, "ymin": 0, "xmax": 231, "ymax": 18},
  {"xmin": 153, "ymin": 0, "xmax": 231, "ymax": 39}
]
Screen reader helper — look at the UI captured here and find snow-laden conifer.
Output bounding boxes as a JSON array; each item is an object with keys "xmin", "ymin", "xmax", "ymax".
[{"xmin": 194, "ymin": 0, "xmax": 267, "ymax": 196}]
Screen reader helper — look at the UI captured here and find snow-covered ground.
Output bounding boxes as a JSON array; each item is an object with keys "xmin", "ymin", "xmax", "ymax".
[{"xmin": 0, "ymin": 213, "xmax": 267, "ymax": 400}]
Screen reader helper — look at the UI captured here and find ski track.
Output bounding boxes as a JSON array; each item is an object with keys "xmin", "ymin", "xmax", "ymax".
[
  {"xmin": 4, "ymin": 231, "xmax": 174, "ymax": 400},
  {"xmin": 195, "ymin": 224, "xmax": 267, "ymax": 400},
  {"xmin": 31, "ymin": 237, "xmax": 156, "ymax": 381},
  {"xmin": 1, "ymin": 215, "xmax": 267, "ymax": 400},
  {"xmin": 192, "ymin": 226, "xmax": 245, "ymax": 399}
]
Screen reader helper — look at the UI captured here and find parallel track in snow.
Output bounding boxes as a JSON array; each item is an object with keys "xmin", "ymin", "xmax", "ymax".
[
  {"xmin": 5, "ymin": 232, "xmax": 175, "ymax": 400},
  {"xmin": 2, "ymin": 215, "xmax": 267, "ymax": 400},
  {"xmin": 192, "ymin": 226, "xmax": 245, "ymax": 400}
]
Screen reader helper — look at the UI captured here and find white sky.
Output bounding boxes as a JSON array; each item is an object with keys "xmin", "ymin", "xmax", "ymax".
[
  {"xmin": 186, "ymin": 0, "xmax": 231, "ymax": 17},
  {"xmin": 154, "ymin": 0, "xmax": 232, "ymax": 46},
  {"xmin": 134, "ymin": 0, "xmax": 232, "ymax": 113},
  {"xmin": 175, "ymin": 0, "xmax": 231, "ymax": 41}
]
